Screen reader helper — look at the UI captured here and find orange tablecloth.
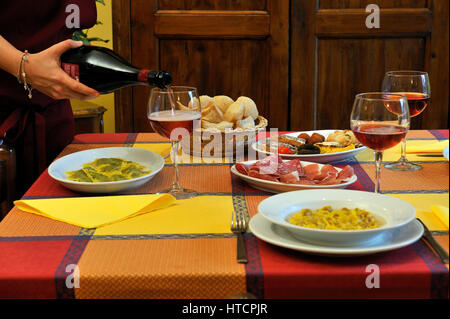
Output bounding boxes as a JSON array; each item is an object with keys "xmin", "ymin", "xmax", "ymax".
[{"xmin": 0, "ymin": 130, "xmax": 448, "ymax": 299}]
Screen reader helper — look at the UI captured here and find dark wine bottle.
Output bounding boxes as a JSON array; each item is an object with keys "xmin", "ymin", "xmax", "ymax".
[{"xmin": 60, "ymin": 45, "xmax": 172, "ymax": 93}]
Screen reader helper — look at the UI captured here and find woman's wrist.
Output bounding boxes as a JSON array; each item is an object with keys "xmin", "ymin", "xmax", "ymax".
[
  {"xmin": 2, "ymin": 50, "xmax": 23, "ymax": 78},
  {"xmin": 11, "ymin": 50, "xmax": 24, "ymax": 78},
  {"xmin": 0, "ymin": 36, "xmax": 24, "ymax": 77}
]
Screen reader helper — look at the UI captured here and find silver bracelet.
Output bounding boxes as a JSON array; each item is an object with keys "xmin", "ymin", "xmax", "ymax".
[{"xmin": 17, "ymin": 50, "xmax": 33, "ymax": 99}]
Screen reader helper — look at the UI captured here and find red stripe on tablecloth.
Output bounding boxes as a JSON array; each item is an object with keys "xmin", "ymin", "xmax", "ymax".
[
  {"xmin": 72, "ymin": 133, "xmax": 130, "ymax": 144},
  {"xmin": 0, "ymin": 240, "xmax": 73, "ymax": 298},
  {"xmin": 257, "ymin": 240, "xmax": 434, "ymax": 299},
  {"xmin": 22, "ymin": 170, "xmax": 78, "ymax": 199},
  {"xmin": 429, "ymin": 130, "xmax": 449, "ymax": 140}
]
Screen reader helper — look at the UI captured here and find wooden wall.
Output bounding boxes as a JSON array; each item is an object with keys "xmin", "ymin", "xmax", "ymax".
[{"xmin": 113, "ymin": 0, "xmax": 448, "ymax": 132}]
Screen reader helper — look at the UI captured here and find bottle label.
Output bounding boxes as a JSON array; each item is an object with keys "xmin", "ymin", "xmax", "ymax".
[
  {"xmin": 138, "ymin": 69, "xmax": 150, "ymax": 83},
  {"xmin": 61, "ymin": 63, "xmax": 80, "ymax": 81}
]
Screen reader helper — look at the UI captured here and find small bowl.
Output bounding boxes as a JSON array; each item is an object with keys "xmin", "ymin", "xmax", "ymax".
[
  {"xmin": 48, "ymin": 147, "xmax": 164, "ymax": 194},
  {"xmin": 257, "ymin": 189, "xmax": 416, "ymax": 246}
]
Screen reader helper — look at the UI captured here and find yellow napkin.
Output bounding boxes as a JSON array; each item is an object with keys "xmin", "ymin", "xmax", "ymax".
[
  {"xmin": 14, "ymin": 194, "xmax": 176, "ymax": 229},
  {"xmin": 431, "ymin": 205, "xmax": 449, "ymax": 229},
  {"xmin": 406, "ymin": 140, "xmax": 449, "ymax": 154}
]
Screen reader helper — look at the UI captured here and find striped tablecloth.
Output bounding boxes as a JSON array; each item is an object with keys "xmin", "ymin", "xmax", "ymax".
[{"xmin": 0, "ymin": 130, "xmax": 448, "ymax": 299}]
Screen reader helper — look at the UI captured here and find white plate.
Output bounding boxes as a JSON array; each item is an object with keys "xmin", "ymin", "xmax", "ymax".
[
  {"xmin": 48, "ymin": 147, "xmax": 164, "ymax": 194},
  {"xmin": 231, "ymin": 160, "xmax": 357, "ymax": 193},
  {"xmin": 258, "ymin": 189, "xmax": 416, "ymax": 246},
  {"xmin": 249, "ymin": 213, "xmax": 423, "ymax": 257},
  {"xmin": 252, "ymin": 130, "xmax": 368, "ymax": 163},
  {"xmin": 444, "ymin": 146, "xmax": 449, "ymax": 161}
]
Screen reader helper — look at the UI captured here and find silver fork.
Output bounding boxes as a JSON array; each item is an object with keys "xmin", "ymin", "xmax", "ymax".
[
  {"xmin": 231, "ymin": 210, "xmax": 248, "ymax": 263},
  {"xmin": 417, "ymin": 219, "xmax": 449, "ymax": 264}
]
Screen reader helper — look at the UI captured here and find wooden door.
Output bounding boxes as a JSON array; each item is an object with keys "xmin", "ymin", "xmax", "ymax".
[
  {"xmin": 291, "ymin": 0, "xmax": 448, "ymax": 130},
  {"xmin": 114, "ymin": 0, "xmax": 448, "ymax": 132},
  {"xmin": 113, "ymin": 0, "xmax": 289, "ymax": 132}
]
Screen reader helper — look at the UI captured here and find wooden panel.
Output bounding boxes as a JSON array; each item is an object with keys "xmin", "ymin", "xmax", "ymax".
[
  {"xmin": 112, "ymin": 0, "xmax": 132, "ymax": 133},
  {"xmin": 319, "ymin": 0, "xmax": 427, "ymax": 9},
  {"xmin": 154, "ymin": 11, "xmax": 270, "ymax": 39},
  {"xmin": 316, "ymin": 38, "xmax": 425, "ymax": 130},
  {"xmin": 131, "ymin": 0, "xmax": 159, "ymax": 133},
  {"xmin": 160, "ymin": 39, "xmax": 269, "ymax": 116},
  {"xmin": 290, "ymin": 0, "xmax": 316, "ymax": 131},
  {"xmin": 158, "ymin": 0, "xmax": 267, "ymax": 10},
  {"xmin": 316, "ymin": 9, "xmax": 432, "ymax": 37},
  {"xmin": 423, "ymin": 0, "xmax": 449, "ymax": 129},
  {"xmin": 290, "ymin": 0, "xmax": 448, "ymax": 131},
  {"xmin": 128, "ymin": 0, "xmax": 289, "ymax": 132},
  {"xmin": 115, "ymin": 0, "xmax": 448, "ymax": 132},
  {"xmin": 267, "ymin": 0, "xmax": 290, "ymax": 130},
  {"xmin": 133, "ymin": 39, "xmax": 270, "ymax": 132}
]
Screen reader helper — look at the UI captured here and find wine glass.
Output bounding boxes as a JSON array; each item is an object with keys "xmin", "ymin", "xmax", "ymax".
[
  {"xmin": 148, "ymin": 86, "xmax": 201, "ymax": 199},
  {"xmin": 350, "ymin": 93, "xmax": 410, "ymax": 193},
  {"xmin": 382, "ymin": 71, "xmax": 431, "ymax": 171}
]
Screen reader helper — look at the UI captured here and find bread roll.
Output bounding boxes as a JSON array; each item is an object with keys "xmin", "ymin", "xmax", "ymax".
[
  {"xmin": 201, "ymin": 100, "xmax": 223, "ymax": 123},
  {"xmin": 236, "ymin": 96, "xmax": 259, "ymax": 120},
  {"xmin": 326, "ymin": 130, "xmax": 354, "ymax": 147},
  {"xmin": 199, "ymin": 95, "xmax": 212, "ymax": 108},
  {"xmin": 202, "ymin": 120, "xmax": 234, "ymax": 130},
  {"xmin": 223, "ymin": 99, "xmax": 245, "ymax": 123},
  {"xmin": 236, "ymin": 116, "xmax": 255, "ymax": 129},
  {"xmin": 214, "ymin": 95, "xmax": 234, "ymax": 113}
]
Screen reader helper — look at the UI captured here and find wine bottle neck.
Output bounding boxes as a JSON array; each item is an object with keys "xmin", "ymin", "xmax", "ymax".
[
  {"xmin": 139, "ymin": 70, "xmax": 173, "ymax": 89},
  {"xmin": 137, "ymin": 69, "xmax": 150, "ymax": 83}
]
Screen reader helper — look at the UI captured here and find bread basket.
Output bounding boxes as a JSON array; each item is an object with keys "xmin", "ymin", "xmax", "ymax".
[{"xmin": 181, "ymin": 116, "xmax": 268, "ymax": 158}]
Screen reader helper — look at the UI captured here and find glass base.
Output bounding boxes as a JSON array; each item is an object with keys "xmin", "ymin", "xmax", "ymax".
[
  {"xmin": 157, "ymin": 186, "xmax": 198, "ymax": 200},
  {"xmin": 385, "ymin": 159, "xmax": 422, "ymax": 171}
]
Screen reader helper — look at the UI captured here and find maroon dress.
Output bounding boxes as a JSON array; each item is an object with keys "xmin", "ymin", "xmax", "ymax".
[{"xmin": 0, "ymin": 1, "xmax": 97, "ymax": 196}]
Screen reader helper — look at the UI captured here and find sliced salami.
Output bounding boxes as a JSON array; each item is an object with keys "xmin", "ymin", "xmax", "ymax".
[
  {"xmin": 303, "ymin": 164, "xmax": 320, "ymax": 181},
  {"xmin": 235, "ymin": 163, "xmax": 249, "ymax": 175},
  {"xmin": 248, "ymin": 170, "xmax": 279, "ymax": 182},
  {"xmin": 336, "ymin": 165, "xmax": 355, "ymax": 180},
  {"xmin": 234, "ymin": 156, "xmax": 355, "ymax": 187},
  {"xmin": 279, "ymin": 171, "xmax": 300, "ymax": 184}
]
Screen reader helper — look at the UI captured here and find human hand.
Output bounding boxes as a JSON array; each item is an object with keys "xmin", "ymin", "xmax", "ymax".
[{"xmin": 25, "ymin": 40, "xmax": 100, "ymax": 100}]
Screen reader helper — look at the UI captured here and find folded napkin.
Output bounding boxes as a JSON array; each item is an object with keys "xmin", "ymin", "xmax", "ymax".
[
  {"xmin": 431, "ymin": 205, "xmax": 449, "ymax": 229},
  {"xmin": 134, "ymin": 144, "xmax": 172, "ymax": 162},
  {"xmin": 406, "ymin": 140, "xmax": 449, "ymax": 154},
  {"xmin": 14, "ymin": 194, "xmax": 176, "ymax": 229}
]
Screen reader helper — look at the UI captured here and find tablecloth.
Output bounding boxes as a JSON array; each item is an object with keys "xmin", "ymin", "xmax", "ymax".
[{"xmin": 0, "ymin": 130, "xmax": 448, "ymax": 299}]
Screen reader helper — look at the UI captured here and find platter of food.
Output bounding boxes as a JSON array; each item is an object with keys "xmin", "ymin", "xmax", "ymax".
[
  {"xmin": 231, "ymin": 154, "xmax": 357, "ymax": 193},
  {"xmin": 252, "ymin": 130, "xmax": 367, "ymax": 163},
  {"xmin": 48, "ymin": 147, "xmax": 164, "ymax": 193}
]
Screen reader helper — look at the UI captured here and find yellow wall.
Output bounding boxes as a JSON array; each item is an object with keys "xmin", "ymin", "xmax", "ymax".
[{"xmin": 71, "ymin": 1, "xmax": 115, "ymax": 133}]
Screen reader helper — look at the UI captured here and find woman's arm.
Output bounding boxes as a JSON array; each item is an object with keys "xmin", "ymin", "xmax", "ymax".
[
  {"xmin": 0, "ymin": 35, "xmax": 99, "ymax": 100},
  {"xmin": 0, "ymin": 35, "xmax": 22, "ymax": 77}
]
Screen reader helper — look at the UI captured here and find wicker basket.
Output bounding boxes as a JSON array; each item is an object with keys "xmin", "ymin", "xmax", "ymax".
[{"xmin": 181, "ymin": 116, "xmax": 268, "ymax": 158}]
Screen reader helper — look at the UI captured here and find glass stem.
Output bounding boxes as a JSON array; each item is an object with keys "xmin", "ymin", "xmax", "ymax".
[
  {"xmin": 399, "ymin": 137, "xmax": 408, "ymax": 163},
  {"xmin": 171, "ymin": 140, "xmax": 181, "ymax": 190},
  {"xmin": 374, "ymin": 151, "xmax": 383, "ymax": 194}
]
